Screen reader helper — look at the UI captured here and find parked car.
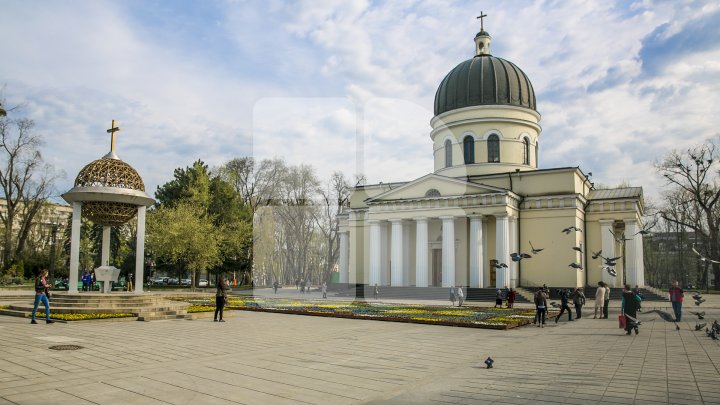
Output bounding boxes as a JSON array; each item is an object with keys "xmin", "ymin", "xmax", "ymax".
[
  {"xmin": 181, "ymin": 279, "xmax": 191, "ymax": 286},
  {"xmin": 168, "ymin": 278, "xmax": 179, "ymax": 285},
  {"xmin": 198, "ymin": 279, "xmax": 209, "ymax": 288},
  {"xmin": 151, "ymin": 277, "xmax": 166, "ymax": 285}
]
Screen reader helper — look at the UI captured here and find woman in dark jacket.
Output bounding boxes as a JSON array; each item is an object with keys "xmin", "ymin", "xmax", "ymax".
[
  {"xmin": 214, "ymin": 276, "xmax": 229, "ymax": 322},
  {"xmin": 621, "ymin": 284, "xmax": 642, "ymax": 335}
]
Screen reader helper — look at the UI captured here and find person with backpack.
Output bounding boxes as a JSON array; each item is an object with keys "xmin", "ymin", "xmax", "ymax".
[
  {"xmin": 31, "ymin": 270, "xmax": 54, "ymax": 324},
  {"xmin": 534, "ymin": 287, "xmax": 548, "ymax": 327}
]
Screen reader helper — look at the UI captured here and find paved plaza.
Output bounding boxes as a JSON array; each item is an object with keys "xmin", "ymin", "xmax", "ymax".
[{"xmin": 0, "ymin": 294, "xmax": 719, "ymax": 405}]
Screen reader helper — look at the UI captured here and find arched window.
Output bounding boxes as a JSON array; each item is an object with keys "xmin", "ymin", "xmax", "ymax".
[
  {"xmin": 463, "ymin": 135, "xmax": 475, "ymax": 164},
  {"xmin": 444, "ymin": 139, "xmax": 452, "ymax": 168},
  {"xmin": 487, "ymin": 134, "xmax": 500, "ymax": 163},
  {"xmin": 523, "ymin": 137, "xmax": 530, "ymax": 165}
]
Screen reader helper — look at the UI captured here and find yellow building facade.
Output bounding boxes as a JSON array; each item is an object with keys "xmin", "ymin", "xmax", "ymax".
[{"xmin": 337, "ymin": 29, "xmax": 645, "ymax": 289}]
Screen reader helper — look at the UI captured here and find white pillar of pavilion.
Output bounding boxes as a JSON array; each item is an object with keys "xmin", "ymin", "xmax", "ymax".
[
  {"xmin": 390, "ymin": 219, "xmax": 405, "ymax": 286},
  {"xmin": 134, "ymin": 206, "xmax": 146, "ymax": 294},
  {"xmin": 68, "ymin": 202, "xmax": 82, "ymax": 294},
  {"xmin": 101, "ymin": 226, "xmax": 111, "ymax": 266},
  {"xmin": 599, "ymin": 219, "xmax": 616, "ymax": 286},
  {"xmin": 369, "ymin": 220, "xmax": 382, "ymax": 286},
  {"xmin": 339, "ymin": 231, "xmax": 349, "ymax": 283},
  {"xmin": 441, "ymin": 216, "xmax": 456, "ymax": 287},
  {"xmin": 469, "ymin": 215, "xmax": 484, "ymax": 288},
  {"xmin": 495, "ymin": 214, "xmax": 510, "ymax": 289},
  {"xmin": 415, "ymin": 217, "xmax": 429, "ymax": 287}
]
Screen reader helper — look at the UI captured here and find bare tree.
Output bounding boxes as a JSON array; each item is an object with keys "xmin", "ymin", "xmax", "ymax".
[
  {"xmin": 0, "ymin": 100, "xmax": 62, "ymax": 270},
  {"xmin": 219, "ymin": 157, "xmax": 286, "ymax": 214},
  {"xmin": 314, "ymin": 172, "xmax": 350, "ymax": 283},
  {"xmin": 655, "ymin": 138, "xmax": 720, "ymax": 289}
]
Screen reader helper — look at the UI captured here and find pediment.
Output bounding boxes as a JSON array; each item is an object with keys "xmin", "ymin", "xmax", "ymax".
[{"xmin": 366, "ymin": 174, "xmax": 507, "ymax": 203}]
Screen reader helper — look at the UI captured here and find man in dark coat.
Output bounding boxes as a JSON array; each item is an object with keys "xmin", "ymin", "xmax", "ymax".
[
  {"xmin": 621, "ymin": 284, "xmax": 642, "ymax": 335},
  {"xmin": 555, "ymin": 289, "xmax": 573, "ymax": 323}
]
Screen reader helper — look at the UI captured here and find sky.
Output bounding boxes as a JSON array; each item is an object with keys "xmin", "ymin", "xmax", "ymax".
[{"xmin": 2, "ymin": 0, "xmax": 720, "ymax": 205}]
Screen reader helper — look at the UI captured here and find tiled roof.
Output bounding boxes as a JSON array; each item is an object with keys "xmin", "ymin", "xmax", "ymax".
[{"xmin": 589, "ymin": 187, "xmax": 643, "ymax": 200}]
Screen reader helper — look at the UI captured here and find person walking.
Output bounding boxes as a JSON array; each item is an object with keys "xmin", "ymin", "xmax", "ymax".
[
  {"xmin": 503, "ymin": 286, "xmax": 511, "ymax": 308},
  {"xmin": 322, "ymin": 282, "xmax": 327, "ymax": 299},
  {"xmin": 668, "ymin": 280, "xmax": 684, "ymax": 322},
  {"xmin": 127, "ymin": 273, "xmax": 133, "ymax": 292},
  {"xmin": 449, "ymin": 286, "xmax": 456, "ymax": 306},
  {"xmin": 273, "ymin": 281, "xmax": 279, "ymax": 294},
  {"xmin": 457, "ymin": 286, "xmax": 465, "ymax": 307},
  {"xmin": 494, "ymin": 289, "xmax": 503, "ymax": 308},
  {"xmin": 534, "ymin": 287, "xmax": 548, "ymax": 327},
  {"xmin": 603, "ymin": 282, "xmax": 611, "ymax": 319},
  {"xmin": 621, "ymin": 284, "xmax": 642, "ymax": 335},
  {"xmin": 594, "ymin": 282, "xmax": 606, "ymax": 319},
  {"xmin": 31, "ymin": 270, "xmax": 54, "ymax": 324},
  {"xmin": 373, "ymin": 284, "xmax": 379, "ymax": 300},
  {"xmin": 572, "ymin": 287, "xmax": 586, "ymax": 319},
  {"xmin": 507, "ymin": 288, "xmax": 516, "ymax": 309},
  {"xmin": 214, "ymin": 276, "xmax": 230, "ymax": 322},
  {"xmin": 555, "ymin": 289, "xmax": 573, "ymax": 323}
]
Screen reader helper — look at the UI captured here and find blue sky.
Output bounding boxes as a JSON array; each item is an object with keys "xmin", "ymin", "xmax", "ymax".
[{"xmin": 2, "ymin": 0, "xmax": 720, "ymax": 204}]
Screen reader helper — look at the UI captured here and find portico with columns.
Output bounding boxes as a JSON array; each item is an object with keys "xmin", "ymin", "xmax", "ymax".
[{"xmin": 338, "ymin": 24, "xmax": 646, "ymax": 289}]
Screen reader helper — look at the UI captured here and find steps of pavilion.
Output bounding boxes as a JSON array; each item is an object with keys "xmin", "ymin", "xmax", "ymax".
[
  {"xmin": 333, "ymin": 285, "xmax": 530, "ymax": 303},
  {"xmin": 0, "ymin": 292, "xmax": 191, "ymax": 321}
]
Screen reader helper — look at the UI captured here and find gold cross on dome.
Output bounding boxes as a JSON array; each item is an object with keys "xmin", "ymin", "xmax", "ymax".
[
  {"xmin": 106, "ymin": 120, "xmax": 120, "ymax": 153},
  {"xmin": 477, "ymin": 11, "xmax": 487, "ymax": 31}
]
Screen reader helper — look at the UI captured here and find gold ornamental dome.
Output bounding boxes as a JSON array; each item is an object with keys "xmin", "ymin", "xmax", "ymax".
[
  {"xmin": 62, "ymin": 120, "xmax": 155, "ymax": 227},
  {"xmin": 74, "ymin": 157, "xmax": 145, "ymax": 226}
]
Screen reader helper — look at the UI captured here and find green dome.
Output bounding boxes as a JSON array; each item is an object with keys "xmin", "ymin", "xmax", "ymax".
[{"xmin": 434, "ymin": 55, "xmax": 536, "ymax": 116}]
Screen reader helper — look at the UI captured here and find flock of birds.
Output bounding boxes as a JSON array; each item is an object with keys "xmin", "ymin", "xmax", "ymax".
[
  {"xmin": 639, "ymin": 291, "xmax": 718, "ymax": 340},
  {"xmin": 490, "ymin": 224, "xmax": 646, "ymax": 278}
]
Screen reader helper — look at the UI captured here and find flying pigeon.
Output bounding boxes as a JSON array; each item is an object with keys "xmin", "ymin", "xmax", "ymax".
[
  {"xmin": 591, "ymin": 250, "xmax": 603, "ymax": 260},
  {"xmin": 529, "ymin": 241, "xmax": 544, "ymax": 254},
  {"xmin": 572, "ymin": 246, "xmax": 584, "ymax": 253},
  {"xmin": 692, "ymin": 292, "xmax": 702, "ymax": 301},
  {"xmin": 609, "ymin": 230, "xmax": 632, "ymax": 242},
  {"xmin": 695, "ymin": 298, "xmax": 706, "ymax": 306},
  {"xmin": 690, "ymin": 311, "xmax": 705, "ymax": 320},
  {"xmin": 602, "ymin": 266, "xmax": 617, "ymax": 277},
  {"xmin": 695, "ymin": 323, "xmax": 707, "ymax": 331},
  {"xmin": 562, "ymin": 226, "xmax": 582, "ymax": 234},
  {"xmin": 603, "ymin": 256, "xmax": 622, "ymax": 266},
  {"xmin": 691, "ymin": 244, "xmax": 720, "ymax": 263},
  {"xmin": 491, "ymin": 261, "xmax": 508, "ymax": 269},
  {"xmin": 550, "ymin": 302, "xmax": 561, "ymax": 309},
  {"xmin": 484, "ymin": 357, "xmax": 494, "ymax": 369},
  {"xmin": 635, "ymin": 229, "xmax": 652, "ymax": 236},
  {"xmin": 510, "ymin": 253, "xmax": 532, "ymax": 262},
  {"xmin": 645, "ymin": 309, "xmax": 681, "ymax": 331},
  {"xmin": 568, "ymin": 263, "xmax": 583, "ymax": 270}
]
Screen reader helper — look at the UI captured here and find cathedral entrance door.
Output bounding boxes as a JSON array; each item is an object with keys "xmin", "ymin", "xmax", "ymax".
[{"xmin": 432, "ymin": 249, "xmax": 442, "ymax": 286}]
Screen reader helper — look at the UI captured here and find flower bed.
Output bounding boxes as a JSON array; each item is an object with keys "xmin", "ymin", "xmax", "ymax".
[
  {"xmin": 33, "ymin": 312, "xmax": 135, "ymax": 321},
  {"xmin": 178, "ymin": 296, "xmax": 540, "ymax": 330}
]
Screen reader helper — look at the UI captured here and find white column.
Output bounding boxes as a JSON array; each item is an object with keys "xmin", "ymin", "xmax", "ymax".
[
  {"xmin": 415, "ymin": 217, "xmax": 429, "ymax": 287},
  {"xmin": 624, "ymin": 219, "xmax": 640, "ymax": 287},
  {"xmin": 469, "ymin": 215, "xmax": 484, "ymax": 288},
  {"xmin": 134, "ymin": 206, "xmax": 146, "ymax": 294},
  {"xmin": 636, "ymin": 228, "xmax": 645, "ymax": 287},
  {"xmin": 68, "ymin": 202, "xmax": 82, "ymax": 294},
  {"xmin": 101, "ymin": 226, "xmax": 111, "ymax": 267},
  {"xmin": 402, "ymin": 223, "xmax": 411, "ymax": 286},
  {"xmin": 380, "ymin": 221, "xmax": 389, "ymax": 285},
  {"xmin": 441, "ymin": 216, "xmax": 456, "ymax": 287},
  {"xmin": 509, "ymin": 215, "xmax": 519, "ymax": 288},
  {"xmin": 495, "ymin": 214, "xmax": 510, "ymax": 289},
  {"xmin": 599, "ymin": 220, "xmax": 616, "ymax": 286},
  {"xmin": 339, "ymin": 231, "xmax": 349, "ymax": 283},
  {"xmin": 482, "ymin": 218, "xmax": 489, "ymax": 287},
  {"xmin": 390, "ymin": 219, "xmax": 404, "ymax": 286},
  {"xmin": 369, "ymin": 220, "xmax": 381, "ymax": 286}
]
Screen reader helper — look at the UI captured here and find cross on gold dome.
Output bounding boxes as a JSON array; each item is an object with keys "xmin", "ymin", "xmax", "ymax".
[
  {"xmin": 106, "ymin": 120, "xmax": 120, "ymax": 153},
  {"xmin": 477, "ymin": 11, "xmax": 487, "ymax": 31}
]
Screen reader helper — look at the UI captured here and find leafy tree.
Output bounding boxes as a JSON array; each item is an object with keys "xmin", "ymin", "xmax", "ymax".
[{"xmin": 147, "ymin": 203, "xmax": 222, "ymax": 289}]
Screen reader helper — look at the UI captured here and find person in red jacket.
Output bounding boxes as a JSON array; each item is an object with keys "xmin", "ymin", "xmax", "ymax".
[
  {"xmin": 507, "ymin": 288, "xmax": 516, "ymax": 308},
  {"xmin": 668, "ymin": 280, "xmax": 684, "ymax": 322}
]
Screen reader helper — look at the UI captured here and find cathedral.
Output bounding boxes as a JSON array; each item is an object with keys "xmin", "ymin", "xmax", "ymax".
[{"xmin": 337, "ymin": 26, "xmax": 645, "ymax": 289}]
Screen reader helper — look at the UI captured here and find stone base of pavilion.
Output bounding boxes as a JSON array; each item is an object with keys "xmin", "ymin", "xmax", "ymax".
[{"xmin": 0, "ymin": 292, "xmax": 194, "ymax": 321}]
